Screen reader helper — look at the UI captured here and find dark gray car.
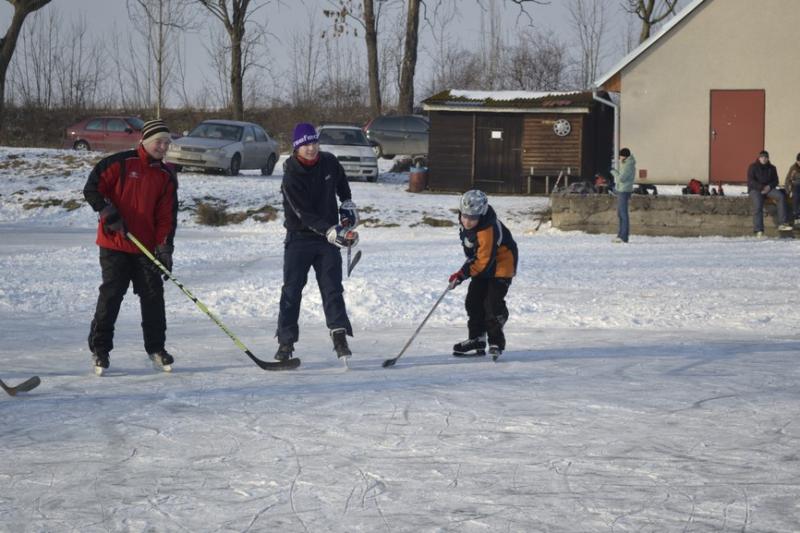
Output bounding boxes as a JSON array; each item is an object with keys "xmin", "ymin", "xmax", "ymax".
[{"xmin": 364, "ymin": 115, "xmax": 429, "ymax": 159}]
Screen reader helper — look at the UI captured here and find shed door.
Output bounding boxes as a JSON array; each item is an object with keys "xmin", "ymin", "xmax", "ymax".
[
  {"xmin": 710, "ymin": 90, "xmax": 765, "ymax": 184},
  {"xmin": 474, "ymin": 114, "xmax": 522, "ymax": 193}
]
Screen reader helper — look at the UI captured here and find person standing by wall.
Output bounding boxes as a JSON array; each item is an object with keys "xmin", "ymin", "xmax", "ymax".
[
  {"xmin": 275, "ymin": 123, "xmax": 359, "ymax": 364},
  {"xmin": 748, "ymin": 150, "xmax": 792, "ymax": 237},
  {"xmin": 784, "ymin": 152, "xmax": 800, "ymax": 226},
  {"xmin": 611, "ymin": 148, "xmax": 636, "ymax": 243},
  {"xmin": 83, "ymin": 119, "xmax": 178, "ymax": 375}
]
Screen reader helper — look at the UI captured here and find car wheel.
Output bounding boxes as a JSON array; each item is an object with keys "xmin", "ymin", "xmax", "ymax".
[
  {"xmin": 261, "ymin": 154, "xmax": 277, "ymax": 176},
  {"xmin": 74, "ymin": 140, "xmax": 90, "ymax": 151},
  {"xmin": 228, "ymin": 154, "xmax": 241, "ymax": 176},
  {"xmin": 366, "ymin": 174, "xmax": 377, "ymax": 183}
]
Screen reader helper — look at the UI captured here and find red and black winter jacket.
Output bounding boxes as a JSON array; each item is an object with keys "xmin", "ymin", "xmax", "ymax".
[{"xmin": 83, "ymin": 144, "xmax": 178, "ymax": 254}]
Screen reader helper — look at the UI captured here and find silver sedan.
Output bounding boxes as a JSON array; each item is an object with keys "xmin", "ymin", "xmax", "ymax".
[{"xmin": 166, "ymin": 120, "xmax": 280, "ymax": 176}]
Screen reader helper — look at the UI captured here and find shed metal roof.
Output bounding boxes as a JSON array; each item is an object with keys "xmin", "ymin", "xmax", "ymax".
[{"xmin": 422, "ymin": 90, "xmax": 599, "ymax": 113}]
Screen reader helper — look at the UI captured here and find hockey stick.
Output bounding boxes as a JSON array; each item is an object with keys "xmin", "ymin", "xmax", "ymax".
[
  {"xmin": 347, "ymin": 248, "xmax": 362, "ymax": 277},
  {"xmin": 0, "ymin": 376, "xmax": 41, "ymax": 396},
  {"xmin": 127, "ymin": 233, "xmax": 300, "ymax": 371},
  {"xmin": 383, "ymin": 284, "xmax": 452, "ymax": 368}
]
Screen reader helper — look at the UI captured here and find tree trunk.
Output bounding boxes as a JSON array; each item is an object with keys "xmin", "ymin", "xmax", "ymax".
[
  {"xmin": 363, "ymin": 0, "xmax": 381, "ymax": 116},
  {"xmin": 397, "ymin": 0, "xmax": 420, "ymax": 114},
  {"xmin": 0, "ymin": 0, "xmax": 53, "ymax": 132},
  {"xmin": 229, "ymin": 25, "xmax": 244, "ymax": 120}
]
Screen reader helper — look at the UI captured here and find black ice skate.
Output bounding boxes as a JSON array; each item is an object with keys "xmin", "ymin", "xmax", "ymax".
[
  {"xmin": 331, "ymin": 328, "xmax": 352, "ymax": 367},
  {"xmin": 488, "ymin": 345, "xmax": 503, "ymax": 362},
  {"xmin": 452, "ymin": 337, "xmax": 486, "ymax": 357},
  {"xmin": 275, "ymin": 343, "xmax": 294, "ymax": 362},
  {"xmin": 148, "ymin": 350, "xmax": 174, "ymax": 372},
  {"xmin": 93, "ymin": 350, "xmax": 110, "ymax": 376}
]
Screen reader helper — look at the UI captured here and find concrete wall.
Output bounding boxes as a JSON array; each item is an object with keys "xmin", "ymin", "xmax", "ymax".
[
  {"xmin": 551, "ymin": 194, "xmax": 788, "ymax": 238},
  {"xmin": 619, "ymin": 0, "xmax": 800, "ymax": 184}
]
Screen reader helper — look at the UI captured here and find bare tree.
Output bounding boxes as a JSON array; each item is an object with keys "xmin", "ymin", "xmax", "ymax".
[
  {"xmin": 504, "ymin": 31, "xmax": 567, "ymax": 91},
  {"xmin": 288, "ymin": 5, "xmax": 323, "ymax": 106},
  {"xmin": 0, "ymin": 0, "xmax": 53, "ymax": 131},
  {"xmin": 197, "ymin": 0, "xmax": 272, "ymax": 120},
  {"xmin": 568, "ymin": 0, "xmax": 606, "ymax": 89},
  {"xmin": 396, "ymin": 0, "xmax": 420, "ymax": 113},
  {"xmin": 323, "ymin": 0, "xmax": 393, "ymax": 116},
  {"xmin": 623, "ymin": 0, "xmax": 680, "ymax": 43},
  {"xmin": 127, "ymin": 0, "xmax": 196, "ymax": 117}
]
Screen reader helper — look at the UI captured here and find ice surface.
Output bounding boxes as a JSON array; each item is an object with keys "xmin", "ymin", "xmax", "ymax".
[{"xmin": 1, "ymin": 148, "xmax": 798, "ymax": 531}]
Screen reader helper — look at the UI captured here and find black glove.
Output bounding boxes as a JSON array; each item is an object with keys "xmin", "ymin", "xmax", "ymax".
[
  {"xmin": 326, "ymin": 225, "xmax": 359, "ymax": 248},
  {"xmin": 339, "ymin": 200, "xmax": 359, "ymax": 228},
  {"xmin": 154, "ymin": 244, "xmax": 173, "ymax": 280},
  {"xmin": 100, "ymin": 204, "xmax": 126, "ymax": 235}
]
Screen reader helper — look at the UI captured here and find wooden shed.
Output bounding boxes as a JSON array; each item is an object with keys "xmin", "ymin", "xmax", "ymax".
[{"xmin": 421, "ymin": 90, "xmax": 614, "ymax": 194}]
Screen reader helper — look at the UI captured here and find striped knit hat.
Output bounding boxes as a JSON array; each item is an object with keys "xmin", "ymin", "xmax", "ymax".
[{"xmin": 141, "ymin": 119, "xmax": 171, "ymax": 142}]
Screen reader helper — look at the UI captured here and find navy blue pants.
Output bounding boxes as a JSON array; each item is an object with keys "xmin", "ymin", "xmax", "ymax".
[
  {"xmin": 616, "ymin": 191, "xmax": 631, "ymax": 242},
  {"xmin": 276, "ymin": 236, "xmax": 352, "ymax": 344},
  {"xmin": 88, "ymin": 247, "xmax": 166, "ymax": 355}
]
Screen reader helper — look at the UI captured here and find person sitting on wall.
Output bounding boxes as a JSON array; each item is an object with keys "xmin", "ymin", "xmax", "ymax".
[
  {"xmin": 747, "ymin": 150, "xmax": 792, "ymax": 237},
  {"xmin": 784, "ymin": 152, "xmax": 800, "ymax": 226}
]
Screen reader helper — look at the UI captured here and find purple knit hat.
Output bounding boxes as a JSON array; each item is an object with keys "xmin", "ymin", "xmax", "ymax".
[{"xmin": 292, "ymin": 122, "xmax": 319, "ymax": 150}]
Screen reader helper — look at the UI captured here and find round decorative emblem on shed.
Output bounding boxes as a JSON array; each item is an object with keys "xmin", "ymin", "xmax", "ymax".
[{"xmin": 553, "ymin": 119, "xmax": 571, "ymax": 137}]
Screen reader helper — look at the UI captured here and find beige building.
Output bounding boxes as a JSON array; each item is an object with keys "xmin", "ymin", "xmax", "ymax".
[{"xmin": 596, "ymin": 0, "xmax": 800, "ymax": 185}]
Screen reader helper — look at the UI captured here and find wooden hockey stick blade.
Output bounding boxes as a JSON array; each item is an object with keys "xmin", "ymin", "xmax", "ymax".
[
  {"xmin": 0, "ymin": 376, "xmax": 41, "ymax": 396},
  {"xmin": 347, "ymin": 250, "xmax": 362, "ymax": 276}
]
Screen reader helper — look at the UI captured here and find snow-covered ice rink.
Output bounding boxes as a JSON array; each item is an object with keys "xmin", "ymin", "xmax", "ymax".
[{"xmin": 1, "ymin": 149, "xmax": 799, "ymax": 531}]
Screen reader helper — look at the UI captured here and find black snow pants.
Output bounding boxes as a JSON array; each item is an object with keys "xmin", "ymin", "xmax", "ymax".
[
  {"xmin": 88, "ymin": 247, "xmax": 166, "ymax": 355},
  {"xmin": 276, "ymin": 234, "xmax": 352, "ymax": 344},
  {"xmin": 465, "ymin": 277, "xmax": 511, "ymax": 350}
]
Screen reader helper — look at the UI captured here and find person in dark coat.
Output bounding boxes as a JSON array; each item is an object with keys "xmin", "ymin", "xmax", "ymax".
[
  {"xmin": 448, "ymin": 190, "xmax": 518, "ymax": 359},
  {"xmin": 747, "ymin": 150, "xmax": 792, "ymax": 236},
  {"xmin": 83, "ymin": 119, "xmax": 178, "ymax": 375},
  {"xmin": 275, "ymin": 122, "xmax": 359, "ymax": 362}
]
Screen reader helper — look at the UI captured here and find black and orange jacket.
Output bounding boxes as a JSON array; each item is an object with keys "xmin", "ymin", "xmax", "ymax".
[
  {"xmin": 83, "ymin": 144, "xmax": 178, "ymax": 254},
  {"xmin": 457, "ymin": 206, "xmax": 518, "ymax": 280}
]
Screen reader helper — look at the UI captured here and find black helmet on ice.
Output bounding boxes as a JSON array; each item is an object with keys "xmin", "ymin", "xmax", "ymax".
[{"xmin": 460, "ymin": 189, "xmax": 488, "ymax": 217}]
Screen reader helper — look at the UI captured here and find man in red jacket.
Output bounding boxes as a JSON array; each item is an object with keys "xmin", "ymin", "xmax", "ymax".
[{"xmin": 83, "ymin": 119, "xmax": 178, "ymax": 375}]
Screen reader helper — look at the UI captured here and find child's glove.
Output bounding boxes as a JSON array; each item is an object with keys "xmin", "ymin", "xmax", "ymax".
[
  {"xmin": 448, "ymin": 270, "xmax": 467, "ymax": 288},
  {"xmin": 100, "ymin": 204, "xmax": 126, "ymax": 235}
]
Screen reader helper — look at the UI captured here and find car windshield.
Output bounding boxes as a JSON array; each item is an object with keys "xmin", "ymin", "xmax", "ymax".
[
  {"xmin": 318, "ymin": 128, "xmax": 369, "ymax": 146},
  {"xmin": 127, "ymin": 117, "xmax": 145, "ymax": 130},
  {"xmin": 188, "ymin": 123, "xmax": 243, "ymax": 142}
]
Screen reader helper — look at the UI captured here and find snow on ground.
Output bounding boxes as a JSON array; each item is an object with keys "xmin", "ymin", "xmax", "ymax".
[{"xmin": 1, "ymin": 147, "xmax": 799, "ymax": 531}]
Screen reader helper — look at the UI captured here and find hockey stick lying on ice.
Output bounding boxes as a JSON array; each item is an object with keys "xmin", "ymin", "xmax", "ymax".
[
  {"xmin": 127, "ymin": 233, "xmax": 300, "ymax": 371},
  {"xmin": 383, "ymin": 284, "xmax": 452, "ymax": 368},
  {"xmin": 0, "ymin": 376, "xmax": 41, "ymax": 396}
]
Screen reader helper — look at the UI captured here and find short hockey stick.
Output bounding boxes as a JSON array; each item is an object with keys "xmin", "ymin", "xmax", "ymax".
[
  {"xmin": 0, "ymin": 376, "xmax": 41, "ymax": 396},
  {"xmin": 127, "ymin": 233, "xmax": 299, "ymax": 371},
  {"xmin": 383, "ymin": 284, "xmax": 452, "ymax": 368},
  {"xmin": 347, "ymin": 248, "xmax": 362, "ymax": 277}
]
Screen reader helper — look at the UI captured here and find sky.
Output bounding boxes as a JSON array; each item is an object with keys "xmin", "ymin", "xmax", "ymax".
[{"xmin": 0, "ymin": 0, "xmax": 683, "ymax": 106}]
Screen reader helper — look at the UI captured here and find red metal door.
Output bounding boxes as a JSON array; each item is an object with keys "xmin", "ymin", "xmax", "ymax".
[{"xmin": 709, "ymin": 90, "xmax": 765, "ymax": 184}]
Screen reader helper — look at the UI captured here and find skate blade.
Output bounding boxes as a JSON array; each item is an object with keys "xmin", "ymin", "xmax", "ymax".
[
  {"xmin": 453, "ymin": 350, "xmax": 486, "ymax": 358},
  {"xmin": 94, "ymin": 366, "xmax": 106, "ymax": 376},
  {"xmin": 339, "ymin": 355, "xmax": 351, "ymax": 369},
  {"xmin": 152, "ymin": 362, "xmax": 173, "ymax": 372}
]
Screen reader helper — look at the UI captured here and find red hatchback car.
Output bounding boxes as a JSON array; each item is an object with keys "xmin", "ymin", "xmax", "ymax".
[{"xmin": 63, "ymin": 116, "xmax": 145, "ymax": 152}]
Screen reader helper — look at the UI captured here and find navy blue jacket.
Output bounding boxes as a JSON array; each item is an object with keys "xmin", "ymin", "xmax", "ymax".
[
  {"xmin": 281, "ymin": 152, "xmax": 352, "ymax": 236},
  {"xmin": 747, "ymin": 160, "xmax": 779, "ymax": 192}
]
